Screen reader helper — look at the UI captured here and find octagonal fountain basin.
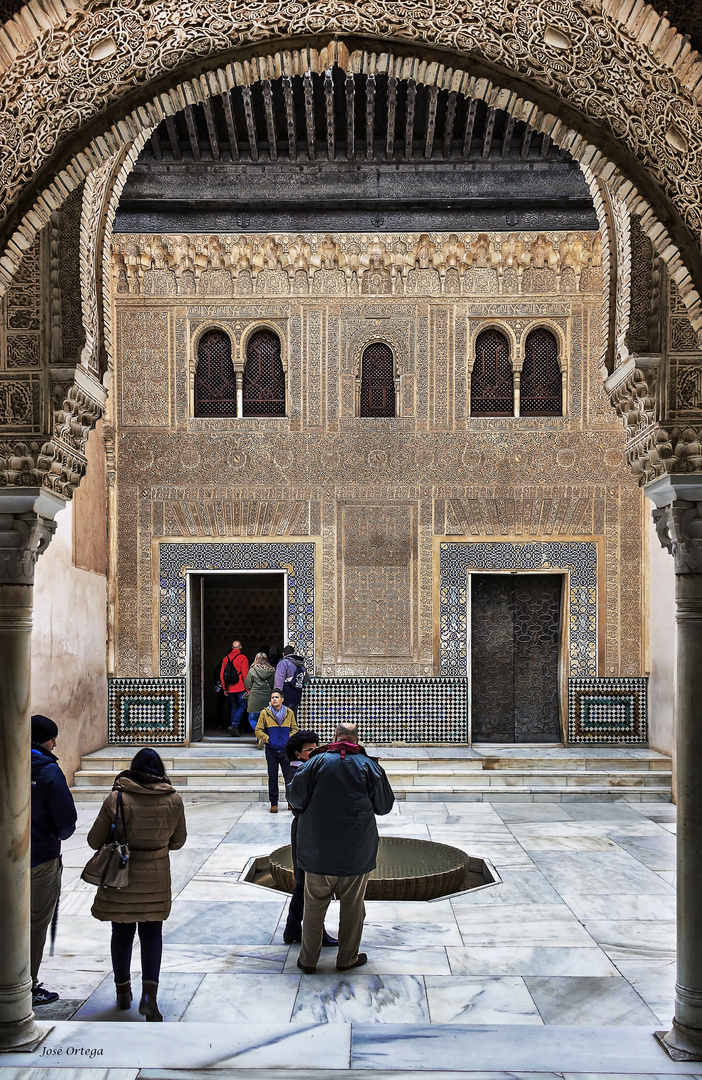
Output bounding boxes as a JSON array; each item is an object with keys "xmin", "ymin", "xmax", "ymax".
[{"xmin": 265, "ymin": 835, "xmax": 497, "ymax": 902}]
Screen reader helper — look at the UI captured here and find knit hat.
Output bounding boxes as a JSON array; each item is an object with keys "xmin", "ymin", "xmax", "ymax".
[{"xmin": 31, "ymin": 714, "xmax": 58, "ymax": 744}]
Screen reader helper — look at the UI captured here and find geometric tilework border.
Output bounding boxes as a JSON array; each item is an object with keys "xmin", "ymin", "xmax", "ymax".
[
  {"xmin": 299, "ymin": 677, "xmax": 470, "ymax": 743},
  {"xmin": 108, "ymin": 677, "xmax": 186, "ymax": 744},
  {"xmin": 158, "ymin": 541, "xmax": 316, "ymax": 677},
  {"xmin": 568, "ymin": 677, "xmax": 647, "ymax": 744},
  {"xmin": 439, "ymin": 541, "xmax": 598, "ymax": 679}
]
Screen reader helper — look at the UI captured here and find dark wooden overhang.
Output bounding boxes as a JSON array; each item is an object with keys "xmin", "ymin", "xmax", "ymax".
[{"xmin": 116, "ymin": 67, "xmax": 597, "ymax": 233}]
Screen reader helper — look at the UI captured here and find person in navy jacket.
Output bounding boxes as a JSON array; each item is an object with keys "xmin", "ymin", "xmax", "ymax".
[{"xmin": 30, "ymin": 714, "xmax": 77, "ymax": 1006}]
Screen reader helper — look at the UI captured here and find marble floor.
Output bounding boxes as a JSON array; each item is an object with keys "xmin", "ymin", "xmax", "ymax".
[{"xmin": 9, "ymin": 794, "xmax": 692, "ymax": 1077}]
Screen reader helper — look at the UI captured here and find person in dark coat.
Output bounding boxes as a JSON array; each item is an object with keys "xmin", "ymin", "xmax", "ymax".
[
  {"xmin": 288, "ymin": 722, "xmax": 394, "ymax": 973},
  {"xmin": 282, "ymin": 730, "xmax": 337, "ymax": 949},
  {"xmin": 87, "ymin": 748, "xmax": 186, "ymax": 1021},
  {"xmin": 30, "ymin": 714, "xmax": 77, "ymax": 1006},
  {"xmin": 274, "ymin": 644, "xmax": 310, "ymax": 719}
]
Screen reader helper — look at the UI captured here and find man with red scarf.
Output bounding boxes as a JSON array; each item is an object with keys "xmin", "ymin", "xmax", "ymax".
[{"xmin": 287, "ymin": 722, "xmax": 394, "ymax": 973}]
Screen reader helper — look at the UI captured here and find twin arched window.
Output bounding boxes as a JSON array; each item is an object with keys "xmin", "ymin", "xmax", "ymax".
[
  {"xmin": 194, "ymin": 327, "xmax": 286, "ymax": 417},
  {"xmin": 471, "ymin": 327, "xmax": 562, "ymax": 417}
]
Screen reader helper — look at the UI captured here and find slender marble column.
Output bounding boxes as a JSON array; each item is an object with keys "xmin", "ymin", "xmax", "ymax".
[
  {"xmin": 648, "ymin": 475, "xmax": 702, "ymax": 1060},
  {"xmin": 0, "ymin": 490, "xmax": 63, "ymax": 1052}
]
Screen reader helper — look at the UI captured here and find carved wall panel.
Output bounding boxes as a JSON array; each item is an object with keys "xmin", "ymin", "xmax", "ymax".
[
  {"xmin": 109, "ymin": 228, "xmax": 644, "ymax": 683},
  {"xmin": 118, "ymin": 309, "xmax": 171, "ymax": 427},
  {"xmin": 338, "ymin": 502, "xmax": 417, "ymax": 664}
]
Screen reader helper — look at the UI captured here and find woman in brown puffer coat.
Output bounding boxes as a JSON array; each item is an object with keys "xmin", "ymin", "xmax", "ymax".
[{"xmin": 87, "ymin": 747, "xmax": 186, "ymax": 1021}]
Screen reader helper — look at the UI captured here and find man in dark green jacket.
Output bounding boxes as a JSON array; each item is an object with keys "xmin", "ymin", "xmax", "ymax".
[{"xmin": 287, "ymin": 722, "xmax": 394, "ymax": 973}]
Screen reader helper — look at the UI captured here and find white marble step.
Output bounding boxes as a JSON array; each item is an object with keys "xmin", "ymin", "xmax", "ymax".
[{"xmin": 72, "ymin": 743, "xmax": 672, "ymax": 801}]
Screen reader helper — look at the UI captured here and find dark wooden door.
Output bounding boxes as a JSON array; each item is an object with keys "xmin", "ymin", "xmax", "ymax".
[{"xmin": 470, "ymin": 574, "xmax": 562, "ymax": 743}]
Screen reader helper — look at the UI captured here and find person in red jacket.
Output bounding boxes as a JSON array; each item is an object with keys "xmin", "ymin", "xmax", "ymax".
[{"xmin": 220, "ymin": 640, "xmax": 250, "ymax": 737}]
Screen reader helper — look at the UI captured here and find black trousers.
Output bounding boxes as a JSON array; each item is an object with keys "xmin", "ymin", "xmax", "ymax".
[
  {"xmin": 265, "ymin": 745, "xmax": 292, "ymax": 805},
  {"xmin": 111, "ymin": 921, "xmax": 163, "ymax": 984}
]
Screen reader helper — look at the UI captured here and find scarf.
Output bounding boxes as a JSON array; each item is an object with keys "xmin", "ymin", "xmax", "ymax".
[
  {"xmin": 323, "ymin": 740, "xmax": 364, "ymax": 760},
  {"xmin": 270, "ymin": 704, "xmax": 287, "ymax": 724}
]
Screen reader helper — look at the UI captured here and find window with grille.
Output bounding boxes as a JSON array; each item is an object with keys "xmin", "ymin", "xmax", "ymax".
[
  {"xmin": 520, "ymin": 329, "xmax": 562, "ymax": 416},
  {"xmin": 471, "ymin": 329, "xmax": 513, "ymax": 416},
  {"xmin": 194, "ymin": 329, "xmax": 236, "ymax": 417},
  {"xmin": 243, "ymin": 329, "xmax": 286, "ymax": 416},
  {"xmin": 360, "ymin": 342, "xmax": 395, "ymax": 417}
]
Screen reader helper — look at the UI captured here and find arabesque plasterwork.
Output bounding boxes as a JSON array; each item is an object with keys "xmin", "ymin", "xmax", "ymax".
[{"xmin": 108, "ymin": 226, "xmax": 646, "ymax": 681}]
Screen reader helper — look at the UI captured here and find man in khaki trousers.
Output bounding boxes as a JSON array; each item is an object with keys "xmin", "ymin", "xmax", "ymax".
[{"xmin": 287, "ymin": 723, "xmax": 395, "ymax": 973}]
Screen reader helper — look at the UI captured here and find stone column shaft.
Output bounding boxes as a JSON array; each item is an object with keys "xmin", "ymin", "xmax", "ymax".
[
  {"xmin": 648, "ymin": 475, "xmax": 702, "ymax": 1059},
  {"xmin": 0, "ymin": 489, "xmax": 63, "ymax": 1052}
]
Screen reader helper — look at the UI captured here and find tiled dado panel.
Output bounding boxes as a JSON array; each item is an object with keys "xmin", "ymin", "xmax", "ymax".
[
  {"xmin": 568, "ymin": 677, "xmax": 647, "ymax": 743},
  {"xmin": 439, "ymin": 541, "xmax": 598, "ymax": 678},
  {"xmin": 158, "ymin": 541, "xmax": 316, "ymax": 676},
  {"xmin": 108, "ymin": 677, "xmax": 186, "ymax": 743},
  {"xmin": 298, "ymin": 677, "xmax": 469, "ymax": 743}
]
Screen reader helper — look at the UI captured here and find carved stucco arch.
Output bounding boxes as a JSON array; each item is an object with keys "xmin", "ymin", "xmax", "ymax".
[
  {"xmin": 188, "ymin": 320, "xmax": 236, "ymax": 418},
  {"xmin": 348, "ymin": 330, "xmax": 411, "ymax": 380},
  {"xmin": 519, "ymin": 319, "xmax": 568, "ymax": 364},
  {"xmin": 1, "ymin": 7, "xmax": 702, "ymax": 322},
  {"xmin": 468, "ymin": 321, "xmax": 519, "ymax": 370},
  {"xmin": 240, "ymin": 321, "xmax": 288, "ymax": 375}
]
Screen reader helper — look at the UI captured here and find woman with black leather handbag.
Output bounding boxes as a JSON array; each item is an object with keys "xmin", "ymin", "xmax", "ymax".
[{"xmin": 86, "ymin": 748, "xmax": 187, "ymax": 1021}]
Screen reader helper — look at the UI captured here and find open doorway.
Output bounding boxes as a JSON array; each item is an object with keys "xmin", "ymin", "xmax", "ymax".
[{"xmin": 188, "ymin": 571, "xmax": 286, "ymax": 740}]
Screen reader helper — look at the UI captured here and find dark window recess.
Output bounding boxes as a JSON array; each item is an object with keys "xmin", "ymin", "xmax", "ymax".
[
  {"xmin": 194, "ymin": 329, "xmax": 236, "ymax": 417},
  {"xmin": 471, "ymin": 329, "xmax": 513, "ymax": 416},
  {"xmin": 520, "ymin": 329, "xmax": 562, "ymax": 416},
  {"xmin": 243, "ymin": 330, "xmax": 286, "ymax": 416},
  {"xmin": 360, "ymin": 342, "xmax": 395, "ymax": 417}
]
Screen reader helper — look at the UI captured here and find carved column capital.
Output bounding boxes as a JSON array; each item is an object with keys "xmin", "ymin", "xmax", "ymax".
[
  {"xmin": 0, "ymin": 489, "xmax": 65, "ymax": 585},
  {"xmin": 647, "ymin": 475, "xmax": 702, "ymax": 574}
]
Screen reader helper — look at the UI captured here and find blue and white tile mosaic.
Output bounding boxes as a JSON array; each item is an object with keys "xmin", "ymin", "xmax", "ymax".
[
  {"xmin": 439, "ymin": 541, "xmax": 598, "ymax": 678},
  {"xmin": 108, "ymin": 676, "xmax": 186, "ymax": 743},
  {"xmin": 158, "ymin": 542, "xmax": 315, "ymax": 676},
  {"xmin": 568, "ymin": 677, "xmax": 647, "ymax": 743}
]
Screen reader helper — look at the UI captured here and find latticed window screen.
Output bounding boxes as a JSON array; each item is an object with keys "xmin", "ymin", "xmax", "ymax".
[
  {"xmin": 471, "ymin": 329, "xmax": 513, "ymax": 415},
  {"xmin": 243, "ymin": 330, "xmax": 286, "ymax": 416},
  {"xmin": 194, "ymin": 329, "xmax": 236, "ymax": 417},
  {"xmin": 520, "ymin": 329, "xmax": 562, "ymax": 416},
  {"xmin": 360, "ymin": 342, "xmax": 395, "ymax": 417}
]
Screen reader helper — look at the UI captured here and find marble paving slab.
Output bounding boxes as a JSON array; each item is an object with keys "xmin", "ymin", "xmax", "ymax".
[
  {"xmin": 159, "ymin": 944, "xmax": 288, "ymax": 974},
  {"xmin": 454, "ymin": 904, "xmax": 596, "ymax": 948},
  {"xmin": 563, "ymin": 894, "xmax": 676, "ymax": 922},
  {"xmin": 614, "ymin": 959, "xmax": 676, "ymax": 1023},
  {"xmin": 0, "ymin": 1022, "xmax": 352, "ymax": 1070},
  {"xmin": 163, "ymin": 899, "xmax": 285, "ymax": 945},
  {"xmin": 349, "ymin": 1024, "xmax": 702, "ymax": 1073},
  {"xmin": 613, "ymin": 835, "xmax": 677, "ymax": 872},
  {"xmin": 448, "ymin": 869, "xmax": 564, "ymax": 907},
  {"xmin": 292, "ymin": 973, "xmax": 429, "ymax": 1023},
  {"xmin": 180, "ymin": 972, "xmax": 301, "ymax": 1023},
  {"xmin": 584, "ymin": 920, "xmax": 676, "ymax": 960},
  {"xmin": 283, "ymin": 945, "xmax": 451, "ymax": 975},
  {"xmin": 524, "ymin": 975, "xmax": 661, "ymax": 1026},
  {"xmin": 529, "ymin": 852, "xmax": 677, "ymax": 897},
  {"xmin": 71, "ymin": 973, "xmax": 205, "ymax": 1023},
  {"xmin": 446, "ymin": 946, "xmax": 619, "ymax": 978},
  {"xmin": 425, "ymin": 975, "xmax": 543, "ymax": 1024}
]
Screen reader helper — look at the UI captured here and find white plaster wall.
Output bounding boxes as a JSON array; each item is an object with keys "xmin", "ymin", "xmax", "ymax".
[
  {"xmin": 647, "ymin": 513, "xmax": 676, "ymax": 759},
  {"xmin": 31, "ymin": 500, "xmax": 107, "ymax": 786}
]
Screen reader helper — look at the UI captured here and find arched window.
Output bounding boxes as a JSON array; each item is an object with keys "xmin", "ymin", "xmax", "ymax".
[
  {"xmin": 520, "ymin": 329, "xmax": 562, "ymax": 416},
  {"xmin": 194, "ymin": 329, "xmax": 236, "ymax": 417},
  {"xmin": 360, "ymin": 342, "xmax": 395, "ymax": 417},
  {"xmin": 471, "ymin": 329, "xmax": 513, "ymax": 416},
  {"xmin": 243, "ymin": 329, "xmax": 286, "ymax": 417}
]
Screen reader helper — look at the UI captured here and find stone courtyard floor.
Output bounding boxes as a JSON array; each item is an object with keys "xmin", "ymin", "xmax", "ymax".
[{"xmin": 4, "ymin": 794, "xmax": 697, "ymax": 1079}]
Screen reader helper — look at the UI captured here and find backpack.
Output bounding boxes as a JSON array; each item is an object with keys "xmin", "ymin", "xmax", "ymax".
[{"xmin": 223, "ymin": 657, "xmax": 239, "ymax": 685}]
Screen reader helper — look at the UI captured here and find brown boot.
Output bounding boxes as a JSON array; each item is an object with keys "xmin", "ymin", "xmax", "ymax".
[
  {"xmin": 138, "ymin": 979, "xmax": 163, "ymax": 1022},
  {"xmin": 115, "ymin": 979, "xmax": 132, "ymax": 1011}
]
